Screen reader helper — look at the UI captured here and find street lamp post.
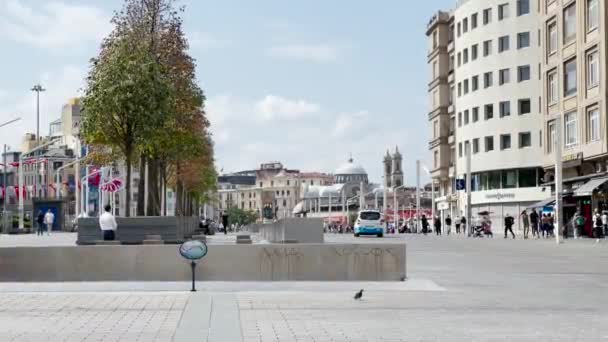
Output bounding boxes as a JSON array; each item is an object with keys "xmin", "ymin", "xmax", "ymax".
[
  {"xmin": 31, "ymin": 84, "xmax": 46, "ymax": 144},
  {"xmin": 554, "ymin": 119, "xmax": 563, "ymax": 245},
  {"xmin": 393, "ymin": 185, "xmax": 406, "ymax": 230},
  {"xmin": 416, "ymin": 160, "xmax": 421, "ymax": 232}
]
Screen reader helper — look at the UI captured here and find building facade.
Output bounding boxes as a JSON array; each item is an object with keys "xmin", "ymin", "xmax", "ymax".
[
  {"xmin": 539, "ymin": 0, "xmax": 608, "ymax": 235},
  {"xmin": 426, "ymin": 11, "xmax": 458, "ymax": 220},
  {"xmin": 429, "ymin": 0, "xmax": 546, "ymax": 231}
]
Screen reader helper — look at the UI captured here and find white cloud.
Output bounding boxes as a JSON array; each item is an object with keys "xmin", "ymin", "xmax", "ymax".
[
  {"xmin": 267, "ymin": 44, "xmax": 340, "ymax": 63},
  {"xmin": 188, "ymin": 31, "xmax": 228, "ymax": 50},
  {"xmin": 333, "ymin": 110, "xmax": 370, "ymax": 137},
  {"xmin": 0, "ymin": 0, "xmax": 111, "ymax": 49},
  {"xmin": 254, "ymin": 95, "xmax": 320, "ymax": 121}
]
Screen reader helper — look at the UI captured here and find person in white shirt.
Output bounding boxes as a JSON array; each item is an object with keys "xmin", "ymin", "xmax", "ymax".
[
  {"xmin": 43, "ymin": 209, "xmax": 55, "ymax": 236},
  {"xmin": 602, "ymin": 211, "xmax": 608, "ymax": 240},
  {"xmin": 99, "ymin": 205, "xmax": 118, "ymax": 241}
]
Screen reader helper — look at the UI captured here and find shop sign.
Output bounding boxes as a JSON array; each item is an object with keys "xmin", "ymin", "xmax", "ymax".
[
  {"xmin": 437, "ymin": 202, "xmax": 450, "ymax": 210},
  {"xmin": 562, "ymin": 152, "xmax": 583, "ymax": 168},
  {"xmin": 485, "ymin": 192, "xmax": 516, "ymax": 201}
]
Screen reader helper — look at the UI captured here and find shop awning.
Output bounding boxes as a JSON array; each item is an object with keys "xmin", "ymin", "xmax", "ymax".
[
  {"xmin": 573, "ymin": 177, "xmax": 608, "ymax": 197},
  {"xmin": 528, "ymin": 198, "xmax": 555, "ymax": 209}
]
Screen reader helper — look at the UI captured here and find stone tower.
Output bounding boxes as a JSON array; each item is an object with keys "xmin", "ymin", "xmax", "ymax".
[
  {"xmin": 391, "ymin": 146, "xmax": 403, "ymax": 187},
  {"xmin": 383, "ymin": 150, "xmax": 392, "ymax": 188}
]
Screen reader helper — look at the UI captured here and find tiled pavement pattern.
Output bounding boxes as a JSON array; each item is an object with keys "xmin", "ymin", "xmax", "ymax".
[
  {"xmin": 0, "ymin": 293, "xmax": 188, "ymax": 342},
  {"xmin": 0, "ymin": 235, "xmax": 607, "ymax": 341}
]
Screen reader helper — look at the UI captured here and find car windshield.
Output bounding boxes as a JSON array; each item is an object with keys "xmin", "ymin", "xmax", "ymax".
[{"xmin": 360, "ymin": 212, "xmax": 381, "ymax": 220}]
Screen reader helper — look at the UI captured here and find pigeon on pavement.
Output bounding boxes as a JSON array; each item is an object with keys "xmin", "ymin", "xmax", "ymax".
[{"xmin": 354, "ymin": 289, "xmax": 363, "ymax": 300}]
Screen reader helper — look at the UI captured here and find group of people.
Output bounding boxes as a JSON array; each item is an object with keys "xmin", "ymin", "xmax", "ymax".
[
  {"xmin": 35, "ymin": 209, "xmax": 55, "ymax": 236},
  {"xmin": 431, "ymin": 215, "xmax": 468, "ymax": 235},
  {"xmin": 325, "ymin": 224, "xmax": 354, "ymax": 234},
  {"xmin": 572, "ymin": 209, "xmax": 608, "ymax": 242},
  {"xmin": 519, "ymin": 210, "xmax": 556, "ymax": 239}
]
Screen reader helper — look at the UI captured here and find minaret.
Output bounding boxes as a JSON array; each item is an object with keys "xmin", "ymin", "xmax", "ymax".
[
  {"xmin": 391, "ymin": 146, "xmax": 403, "ymax": 187},
  {"xmin": 383, "ymin": 150, "xmax": 392, "ymax": 188}
]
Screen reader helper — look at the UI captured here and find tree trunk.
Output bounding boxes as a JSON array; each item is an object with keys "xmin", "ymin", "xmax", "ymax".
[
  {"xmin": 147, "ymin": 158, "xmax": 160, "ymax": 216},
  {"xmin": 175, "ymin": 162, "xmax": 183, "ymax": 216},
  {"xmin": 125, "ymin": 154, "xmax": 132, "ymax": 217},
  {"xmin": 137, "ymin": 154, "xmax": 146, "ymax": 216},
  {"xmin": 162, "ymin": 162, "xmax": 167, "ymax": 216}
]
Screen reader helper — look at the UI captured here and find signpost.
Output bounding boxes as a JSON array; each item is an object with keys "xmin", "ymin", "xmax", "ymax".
[{"xmin": 179, "ymin": 240, "xmax": 208, "ymax": 292}]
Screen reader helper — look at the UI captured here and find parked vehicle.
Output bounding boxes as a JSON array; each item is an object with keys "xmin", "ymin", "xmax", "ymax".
[{"xmin": 354, "ymin": 210, "xmax": 384, "ymax": 237}]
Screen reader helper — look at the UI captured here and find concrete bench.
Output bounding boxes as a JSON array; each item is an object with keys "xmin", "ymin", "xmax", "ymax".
[
  {"xmin": 94, "ymin": 240, "xmax": 121, "ymax": 245},
  {"xmin": 236, "ymin": 234, "xmax": 252, "ymax": 244}
]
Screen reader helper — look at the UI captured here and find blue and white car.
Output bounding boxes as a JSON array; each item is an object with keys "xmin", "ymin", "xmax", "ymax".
[{"xmin": 354, "ymin": 210, "xmax": 384, "ymax": 237}]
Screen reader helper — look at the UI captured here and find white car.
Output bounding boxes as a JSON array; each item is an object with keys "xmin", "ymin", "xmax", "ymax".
[{"xmin": 354, "ymin": 210, "xmax": 384, "ymax": 237}]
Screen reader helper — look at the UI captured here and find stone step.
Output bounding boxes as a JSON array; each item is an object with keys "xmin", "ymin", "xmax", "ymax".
[
  {"xmin": 94, "ymin": 240, "xmax": 121, "ymax": 245},
  {"xmin": 142, "ymin": 240, "xmax": 164, "ymax": 245}
]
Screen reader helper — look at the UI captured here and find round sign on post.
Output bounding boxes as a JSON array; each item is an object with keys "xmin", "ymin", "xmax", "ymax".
[{"xmin": 179, "ymin": 240, "xmax": 208, "ymax": 292}]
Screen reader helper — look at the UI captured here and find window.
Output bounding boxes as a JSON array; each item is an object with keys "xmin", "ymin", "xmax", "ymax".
[
  {"xmin": 485, "ymin": 136, "xmax": 494, "ymax": 151},
  {"xmin": 463, "ymin": 48, "xmax": 469, "ymax": 63},
  {"xmin": 483, "ymin": 40, "xmax": 492, "ymax": 56},
  {"xmin": 548, "ymin": 22, "xmax": 557, "ymax": 54},
  {"xmin": 587, "ymin": 49, "xmax": 599, "ymax": 88},
  {"xmin": 517, "ymin": 32, "xmax": 530, "ymax": 48},
  {"xmin": 588, "ymin": 0, "xmax": 599, "ymax": 31},
  {"xmin": 500, "ymin": 134, "xmax": 511, "ymax": 150},
  {"xmin": 457, "ymin": 52, "xmax": 461, "ymax": 66},
  {"xmin": 499, "ymin": 68, "xmax": 510, "ymax": 85},
  {"xmin": 449, "ymin": 85, "xmax": 454, "ymax": 104},
  {"xmin": 457, "ymin": 22, "xmax": 461, "ymax": 37},
  {"xmin": 588, "ymin": 107, "xmax": 600, "ymax": 142},
  {"xmin": 518, "ymin": 65, "xmax": 530, "ymax": 82},
  {"xmin": 548, "ymin": 70, "xmax": 558, "ymax": 104},
  {"xmin": 434, "ymin": 151, "xmax": 439, "ymax": 168},
  {"xmin": 502, "ymin": 170, "xmax": 517, "ymax": 189},
  {"xmin": 484, "ymin": 71, "xmax": 493, "ymax": 88},
  {"xmin": 472, "ymin": 75, "xmax": 479, "ymax": 91},
  {"xmin": 565, "ymin": 111, "xmax": 578, "ymax": 147},
  {"xmin": 519, "ymin": 132, "xmax": 532, "ymax": 148},
  {"xmin": 458, "ymin": 82, "xmax": 462, "ymax": 97},
  {"xmin": 464, "ymin": 109, "xmax": 470, "ymax": 124},
  {"xmin": 548, "ymin": 121, "xmax": 556, "ymax": 153},
  {"xmin": 464, "ymin": 79, "xmax": 469, "ymax": 94},
  {"xmin": 517, "ymin": 0, "xmax": 530, "ymax": 16},
  {"xmin": 498, "ymin": 3, "xmax": 509, "ymax": 20},
  {"xmin": 483, "ymin": 8, "xmax": 492, "ymax": 25},
  {"xmin": 471, "ymin": 44, "xmax": 478, "ymax": 60},
  {"xmin": 518, "ymin": 99, "xmax": 531, "ymax": 115},
  {"xmin": 459, "ymin": 142, "xmax": 463, "ymax": 157},
  {"xmin": 520, "ymin": 168, "xmax": 538, "ymax": 188},
  {"xmin": 472, "ymin": 107, "xmax": 479, "ymax": 122},
  {"xmin": 564, "ymin": 3, "xmax": 576, "ymax": 43},
  {"xmin": 433, "ymin": 120, "xmax": 439, "ymax": 138},
  {"xmin": 498, "ymin": 35, "xmax": 510, "ymax": 52},
  {"xmin": 472, "ymin": 13, "xmax": 478, "ymax": 29},
  {"xmin": 432, "ymin": 61, "xmax": 437, "ymax": 79},
  {"xmin": 473, "ymin": 138, "xmax": 480, "ymax": 154},
  {"xmin": 458, "ymin": 112, "xmax": 462, "ymax": 127},
  {"xmin": 484, "ymin": 104, "xmax": 494, "ymax": 119},
  {"xmin": 499, "ymin": 101, "xmax": 511, "ymax": 117},
  {"xmin": 564, "ymin": 58, "xmax": 577, "ymax": 97},
  {"xmin": 463, "ymin": 18, "xmax": 468, "ymax": 33}
]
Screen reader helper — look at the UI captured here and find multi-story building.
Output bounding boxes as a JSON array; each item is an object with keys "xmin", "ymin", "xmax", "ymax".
[
  {"xmin": 429, "ymin": 0, "xmax": 546, "ymax": 231},
  {"xmin": 426, "ymin": 10, "xmax": 458, "ymax": 220},
  {"xmin": 540, "ymin": 0, "xmax": 607, "ymax": 235}
]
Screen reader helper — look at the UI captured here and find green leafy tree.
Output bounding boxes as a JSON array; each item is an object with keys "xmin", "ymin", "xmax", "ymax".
[
  {"xmin": 226, "ymin": 207, "xmax": 259, "ymax": 226},
  {"xmin": 81, "ymin": 38, "xmax": 172, "ymax": 216}
]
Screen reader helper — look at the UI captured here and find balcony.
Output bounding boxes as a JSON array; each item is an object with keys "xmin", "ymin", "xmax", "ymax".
[
  {"xmin": 428, "ymin": 136, "xmax": 448, "ymax": 150},
  {"xmin": 428, "ymin": 105, "xmax": 448, "ymax": 121}
]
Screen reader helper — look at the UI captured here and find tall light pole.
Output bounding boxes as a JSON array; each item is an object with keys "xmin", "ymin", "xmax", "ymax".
[
  {"xmin": 31, "ymin": 84, "xmax": 46, "ymax": 144},
  {"xmin": 554, "ymin": 119, "xmax": 563, "ymax": 245},
  {"xmin": 416, "ymin": 160, "xmax": 421, "ymax": 232},
  {"xmin": 466, "ymin": 142, "xmax": 472, "ymax": 237},
  {"xmin": 393, "ymin": 185, "xmax": 406, "ymax": 229}
]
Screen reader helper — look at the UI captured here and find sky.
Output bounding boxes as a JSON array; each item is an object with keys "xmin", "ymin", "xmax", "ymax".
[{"xmin": 0, "ymin": 0, "xmax": 455, "ymax": 184}]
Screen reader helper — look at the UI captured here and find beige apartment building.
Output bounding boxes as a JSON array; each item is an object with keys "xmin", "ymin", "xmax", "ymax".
[
  {"xmin": 540, "ymin": 0, "xmax": 608, "ymax": 228},
  {"xmin": 426, "ymin": 11, "xmax": 457, "ymax": 219}
]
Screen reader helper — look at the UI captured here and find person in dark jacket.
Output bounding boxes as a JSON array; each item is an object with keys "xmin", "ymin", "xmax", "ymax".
[
  {"xmin": 529, "ymin": 210, "xmax": 539, "ymax": 238},
  {"xmin": 434, "ymin": 216, "xmax": 442, "ymax": 236},
  {"xmin": 445, "ymin": 215, "xmax": 452, "ymax": 235},
  {"xmin": 460, "ymin": 216, "xmax": 467, "ymax": 235},
  {"xmin": 421, "ymin": 215, "xmax": 429, "ymax": 235},
  {"xmin": 36, "ymin": 210, "xmax": 45, "ymax": 236},
  {"xmin": 504, "ymin": 213, "xmax": 515, "ymax": 239}
]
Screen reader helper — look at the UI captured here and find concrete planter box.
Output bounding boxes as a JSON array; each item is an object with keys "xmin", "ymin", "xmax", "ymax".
[
  {"xmin": 0, "ymin": 243, "xmax": 406, "ymax": 282},
  {"xmin": 259, "ymin": 218, "xmax": 324, "ymax": 243},
  {"xmin": 77, "ymin": 216, "xmax": 198, "ymax": 245}
]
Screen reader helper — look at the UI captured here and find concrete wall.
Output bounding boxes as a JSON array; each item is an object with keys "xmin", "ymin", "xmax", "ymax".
[
  {"xmin": 77, "ymin": 217, "xmax": 198, "ymax": 244},
  {"xmin": 259, "ymin": 218, "xmax": 324, "ymax": 243},
  {"xmin": 0, "ymin": 243, "xmax": 406, "ymax": 282}
]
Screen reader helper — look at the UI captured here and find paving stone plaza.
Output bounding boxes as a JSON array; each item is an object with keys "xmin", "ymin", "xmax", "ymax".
[{"xmin": 1, "ymin": 234, "xmax": 607, "ymax": 341}]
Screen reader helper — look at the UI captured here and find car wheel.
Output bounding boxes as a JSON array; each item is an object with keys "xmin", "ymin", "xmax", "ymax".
[
  {"xmin": 377, "ymin": 233, "xmax": 383, "ymax": 238},
  {"xmin": 354, "ymin": 233, "xmax": 360, "ymax": 237}
]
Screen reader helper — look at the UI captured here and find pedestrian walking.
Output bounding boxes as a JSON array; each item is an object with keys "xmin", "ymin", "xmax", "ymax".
[
  {"xmin": 99, "ymin": 204, "xmax": 118, "ymax": 241},
  {"xmin": 548, "ymin": 213, "xmax": 555, "ymax": 237},
  {"xmin": 520, "ymin": 210, "xmax": 530, "ymax": 239},
  {"xmin": 445, "ymin": 215, "xmax": 452, "ymax": 235},
  {"xmin": 573, "ymin": 211, "xmax": 585, "ymax": 239},
  {"xmin": 434, "ymin": 216, "xmax": 442, "ymax": 236},
  {"xmin": 43, "ymin": 209, "xmax": 54, "ymax": 236},
  {"xmin": 504, "ymin": 213, "xmax": 515, "ymax": 239},
  {"xmin": 530, "ymin": 210, "xmax": 539, "ymax": 238},
  {"xmin": 460, "ymin": 216, "xmax": 467, "ymax": 236},
  {"xmin": 36, "ymin": 210, "xmax": 45, "ymax": 236},
  {"xmin": 594, "ymin": 209, "xmax": 602, "ymax": 242},
  {"xmin": 455, "ymin": 216, "xmax": 461, "ymax": 234},
  {"xmin": 421, "ymin": 215, "xmax": 429, "ymax": 235},
  {"xmin": 602, "ymin": 210, "xmax": 608, "ymax": 239}
]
